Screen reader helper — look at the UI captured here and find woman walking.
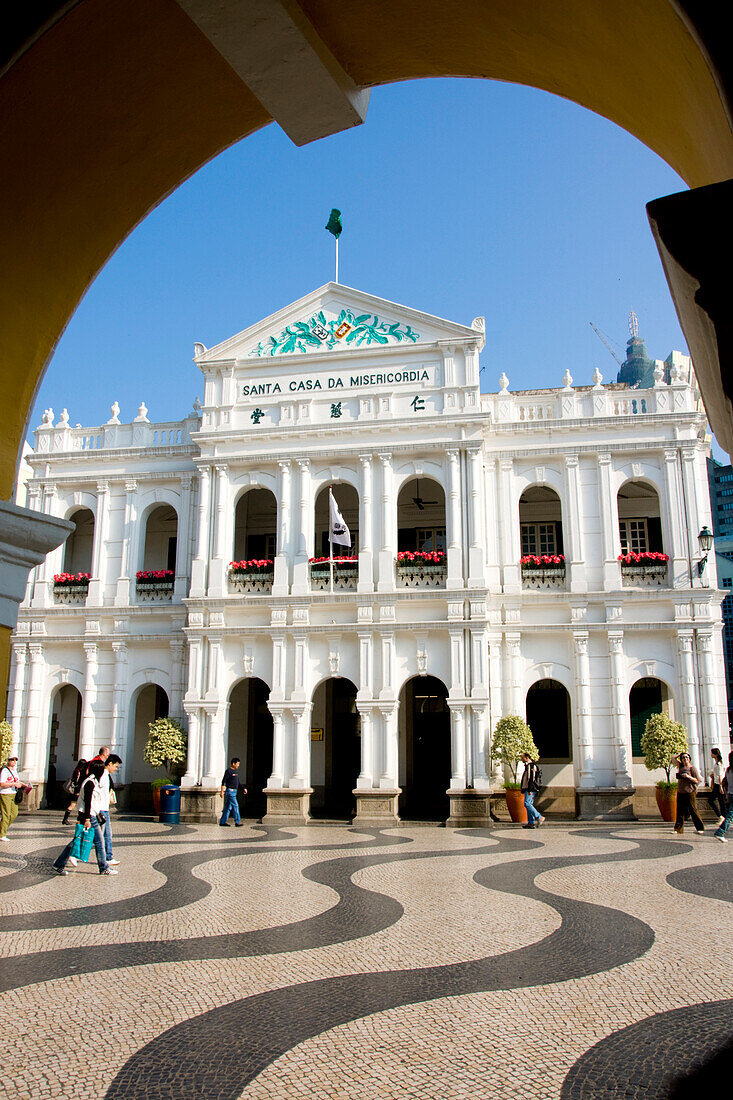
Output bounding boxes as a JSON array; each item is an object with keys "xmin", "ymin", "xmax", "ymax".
[
  {"xmin": 61, "ymin": 758, "xmax": 87, "ymax": 826},
  {"xmin": 673, "ymin": 751, "xmax": 705, "ymax": 835},
  {"xmin": 708, "ymin": 748, "xmax": 727, "ymax": 824},
  {"xmin": 0, "ymin": 754, "xmax": 28, "ymax": 842},
  {"xmin": 52, "ymin": 761, "xmax": 118, "ymax": 875}
]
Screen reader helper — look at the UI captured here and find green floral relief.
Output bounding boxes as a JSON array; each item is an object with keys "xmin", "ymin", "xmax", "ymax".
[{"xmin": 250, "ymin": 309, "xmax": 420, "ymax": 357}]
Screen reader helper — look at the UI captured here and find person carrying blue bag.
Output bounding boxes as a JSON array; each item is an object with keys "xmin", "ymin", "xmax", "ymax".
[{"xmin": 51, "ymin": 762, "xmax": 118, "ymax": 876}]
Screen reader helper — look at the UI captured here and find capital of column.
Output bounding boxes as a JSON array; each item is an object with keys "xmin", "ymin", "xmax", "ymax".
[
  {"xmin": 125, "ymin": 478, "xmax": 137, "ymax": 494},
  {"xmin": 663, "ymin": 448, "xmax": 678, "ymax": 465},
  {"xmin": 378, "ymin": 451, "xmax": 392, "ymax": 468},
  {"xmin": 83, "ymin": 642, "xmax": 98, "ymax": 661},
  {"xmin": 359, "ymin": 453, "xmax": 372, "ymax": 467},
  {"xmin": 297, "ymin": 458, "xmax": 310, "ymax": 472},
  {"xmin": 28, "ymin": 643, "xmax": 44, "ymax": 662},
  {"xmin": 597, "ymin": 452, "xmax": 612, "ymax": 467},
  {"xmin": 112, "ymin": 642, "xmax": 128, "ymax": 659},
  {"xmin": 180, "ymin": 474, "xmax": 193, "ymax": 491},
  {"xmin": 607, "ymin": 631, "xmax": 624, "ymax": 654},
  {"xmin": 564, "ymin": 453, "xmax": 579, "ymax": 469},
  {"xmin": 96, "ymin": 480, "xmax": 110, "ymax": 495},
  {"xmin": 573, "ymin": 631, "xmax": 589, "ymax": 655},
  {"xmin": 12, "ymin": 643, "xmax": 27, "ymax": 663},
  {"xmin": 278, "ymin": 459, "xmax": 292, "ymax": 473}
]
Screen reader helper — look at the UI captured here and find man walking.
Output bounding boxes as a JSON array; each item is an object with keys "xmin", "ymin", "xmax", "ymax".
[
  {"xmin": 520, "ymin": 751, "xmax": 546, "ymax": 829},
  {"xmin": 220, "ymin": 757, "xmax": 246, "ymax": 827},
  {"xmin": 98, "ymin": 754, "xmax": 121, "ymax": 866}
]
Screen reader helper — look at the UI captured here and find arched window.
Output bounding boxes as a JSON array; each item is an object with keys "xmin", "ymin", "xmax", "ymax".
[
  {"xmin": 519, "ymin": 486, "xmax": 564, "ymax": 558},
  {"xmin": 142, "ymin": 505, "xmax": 178, "ymax": 572},
  {"xmin": 526, "ymin": 679, "xmax": 571, "ymax": 760},
  {"xmin": 63, "ymin": 508, "xmax": 94, "ymax": 574},
  {"xmin": 233, "ymin": 488, "xmax": 277, "ymax": 562},
  {"xmin": 617, "ymin": 481, "xmax": 663, "ymax": 556},
  {"xmin": 397, "ymin": 478, "xmax": 445, "ymax": 553},
  {"xmin": 629, "ymin": 677, "xmax": 669, "ymax": 757}
]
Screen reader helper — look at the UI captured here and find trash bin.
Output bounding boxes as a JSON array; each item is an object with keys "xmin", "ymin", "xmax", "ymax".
[{"xmin": 159, "ymin": 784, "xmax": 181, "ymax": 824}]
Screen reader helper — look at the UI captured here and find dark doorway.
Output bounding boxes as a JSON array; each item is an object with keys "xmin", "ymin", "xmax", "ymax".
[
  {"xmin": 629, "ymin": 678, "xmax": 664, "ymax": 757},
  {"xmin": 311, "ymin": 678, "xmax": 360, "ymax": 819},
  {"xmin": 400, "ymin": 675, "xmax": 451, "ymax": 820},
  {"xmin": 526, "ymin": 679, "xmax": 572, "ymax": 760},
  {"xmin": 227, "ymin": 678, "xmax": 273, "ymax": 820}
]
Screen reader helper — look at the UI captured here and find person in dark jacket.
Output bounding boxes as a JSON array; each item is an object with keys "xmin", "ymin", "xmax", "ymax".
[
  {"xmin": 520, "ymin": 752, "xmax": 545, "ymax": 829},
  {"xmin": 673, "ymin": 752, "xmax": 704, "ymax": 835},
  {"xmin": 219, "ymin": 757, "xmax": 246, "ymax": 827},
  {"xmin": 52, "ymin": 762, "xmax": 117, "ymax": 875}
]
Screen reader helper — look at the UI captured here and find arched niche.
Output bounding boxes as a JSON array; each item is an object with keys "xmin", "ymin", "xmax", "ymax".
[
  {"xmin": 629, "ymin": 677, "xmax": 673, "ymax": 757},
  {"xmin": 519, "ymin": 486, "xmax": 564, "ymax": 558},
  {"xmin": 233, "ymin": 488, "xmax": 277, "ymax": 563},
  {"xmin": 526, "ymin": 679, "xmax": 571, "ymax": 760},
  {"xmin": 314, "ymin": 483, "xmax": 358, "ymax": 558},
  {"xmin": 142, "ymin": 504, "xmax": 178, "ymax": 573},
  {"xmin": 46, "ymin": 683, "xmax": 82, "ymax": 806},
  {"xmin": 617, "ymin": 481, "xmax": 663, "ymax": 556},
  {"xmin": 129, "ymin": 683, "xmax": 170, "ymax": 809},
  {"xmin": 398, "ymin": 674, "xmax": 450, "ymax": 821},
  {"xmin": 397, "ymin": 477, "xmax": 446, "ymax": 553},
  {"xmin": 62, "ymin": 507, "xmax": 94, "ymax": 575}
]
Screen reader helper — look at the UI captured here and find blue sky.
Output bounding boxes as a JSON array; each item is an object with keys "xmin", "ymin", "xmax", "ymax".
[{"xmin": 30, "ymin": 77, "xmax": 696, "ymax": 440}]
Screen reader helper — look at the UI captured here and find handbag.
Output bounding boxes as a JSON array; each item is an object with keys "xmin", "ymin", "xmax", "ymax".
[
  {"xmin": 14, "ymin": 788, "xmax": 24, "ymax": 805},
  {"xmin": 69, "ymin": 822, "xmax": 95, "ymax": 863},
  {"xmin": 63, "ymin": 778, "xmax": 76, "ymax": 795}
]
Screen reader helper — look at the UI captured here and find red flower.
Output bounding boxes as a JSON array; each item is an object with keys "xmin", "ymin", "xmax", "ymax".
[
  {"xmin": 520, "ymin": 554, "xmax": 565, "ymax": 567},
  {"xmin": 618, "ymin": 552, "xmax": 669, "ymax": 565}
]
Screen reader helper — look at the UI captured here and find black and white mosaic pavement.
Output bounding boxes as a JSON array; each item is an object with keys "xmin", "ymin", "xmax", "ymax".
[{"xmin": 1, "ymin": 816, "xmax": 730, "ymax": 1100}]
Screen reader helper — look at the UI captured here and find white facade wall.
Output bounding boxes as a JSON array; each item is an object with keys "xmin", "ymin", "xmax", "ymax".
[{"xmin": 9, "ymin": 284, "xmax": 729, "ymax": 816}]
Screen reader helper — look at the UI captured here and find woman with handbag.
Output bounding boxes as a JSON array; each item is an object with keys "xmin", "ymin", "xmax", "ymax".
[
  {"xmin": 61, "ymin": 758, "xmax": 87, "ymax": 826},
  {"xmin": 52, "ymin": 762, "xmax": 118, "ymax": 876},
  {"xmin": 0, "ymin": 754, "xmax": 31, "ymax": 842}
]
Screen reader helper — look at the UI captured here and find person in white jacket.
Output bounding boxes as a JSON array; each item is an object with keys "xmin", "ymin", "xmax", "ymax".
[{"xmin": 52, "ymin": 762, "xmax": 118, "ymax": 875}]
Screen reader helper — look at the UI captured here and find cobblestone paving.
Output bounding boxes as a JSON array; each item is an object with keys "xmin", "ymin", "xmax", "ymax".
[{"xmin": 1, "ymin": 817, "xmax": 730, "ymax": 1100}]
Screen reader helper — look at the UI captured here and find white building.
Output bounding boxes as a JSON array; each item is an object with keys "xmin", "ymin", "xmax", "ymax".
[{"xmin": 8, "ymin": 284, "xmax": 728, "ymax": 823}]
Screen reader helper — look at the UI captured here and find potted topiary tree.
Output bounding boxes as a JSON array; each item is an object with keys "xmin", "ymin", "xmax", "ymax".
[
  {"xmin": 0, "ymin": 719, "xmax": 14, "ymax": 764},
  {"xmin": 143, "ymin": 717, "xmax": 187, "ymax": 814},
  {"xmin": 640, "ymin": 713, "xmax": 688, "ymax": 821},
  {"xmin": 491, "ymin": 715, "xmax": 540, "ymax": 823}
]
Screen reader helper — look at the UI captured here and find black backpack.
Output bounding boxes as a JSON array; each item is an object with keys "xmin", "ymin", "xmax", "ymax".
[{"xmin": 530, "ymin": 762, "xmax": 543, "ymax": 793}]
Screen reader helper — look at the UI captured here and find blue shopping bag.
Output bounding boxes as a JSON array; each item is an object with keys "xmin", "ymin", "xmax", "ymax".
[{"xmin": 69, "ymin": 822, "xmax": 95, "ymax": 863}]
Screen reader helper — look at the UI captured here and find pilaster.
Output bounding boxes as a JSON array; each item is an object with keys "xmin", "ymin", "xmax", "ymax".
[
  {"xmin": 607, "ymin": 631, "xmax": 632, "ymax": 787},
  {"xmin": 115, "ymin": 479, "xmax": 138, "ymax": 606},
  {"xmin": 190, "ymin": 465, "xmax": 211, "ymax": 597},
  {"xmin": 87, "ymin": 481, "xmax": 109, "ymax": 605},
  {"xmin": 273, "ymin": 461, "xmax": 291, "ymax": 596},
  {"xmin": 446, "ymin": 448, "xmax": 463, "ymax": 587},
  {"xmin": 564, "ymin": 454, "xmax": 587, "ymax": 592},
  {"xmin": 292, "ymin": 459, "xmax": 312, "ymax": 595},
  {"xmin": 377, "ymin": 452, "xmax": 395, "ymax": 592},
  {"xmin": 573, "ymin": 631, "xmax": 594, "ymax": 787},
  {"xmin": 357, "ymin": 453, "xmax": 374, "ymax": 592}
]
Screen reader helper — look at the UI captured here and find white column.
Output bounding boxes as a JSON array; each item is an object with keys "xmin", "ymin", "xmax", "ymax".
[
  {"xmin": 379, "ymin": 705, "xmax": 399, "ymax": 788},
  {"xmin": 661, "ymin": 449, "xmax": 688, "ymax": 588},
  {"xmin": 676, "ymin": 631, "xmax": 701, "ymax": 772},
  {"xmin": 471, "ymin": 703, "xmax": 490, "ymax": 789},
  {"xmin": 487, "ymin": 634, "xmax": 503, "ymax": 785},
  {"xmin": 190, "ymin": 465, "xmax": 211, "ymax": 597},
  {"xmin": 24, "ymin": 485, "xmax": 43, "ymax": 606},
  {"xmin": 680, "ymin": 447, "xmax": 702, "ymax": 550},
  {"xmin": 498, "ymin": 458, "xmax": 520, "ymax": 591},
  {"xmin": 358, "ymin": 453, "xmax": 374, "ymax": 592},
  {"xmin": 504, "ymin": 633, "xmax": 522, "ymax": 715},
  {"xmin": 87, "ymin": 481, "xmax": 109, "ymax": 604},
  {"xmin": 204, "ymin": 703, "xmax": 228, "ymax": 784},
  {"xmin": 467, "ymin": 445, "xmax": 486, "ymax": 588},
  {"xmin": 30, "ymin": 485, "xmax": 57, "ymax": 607},
  {"xmin": 483, "ymin": 458, "xmax": 501, "ymax": 589},
  {"xmin": 78, "ymin": 642, "xmax": 99, "ymax": 761},
  {"xmin": 181, "ymin": 706, "xmax": 202, "ymax": 787},
  {"xmin": 356, "ymin": 628, "xmax": 375, "ymax": 788},
  {"xmin": 377, "ymin": 452, "xmax": 395, "ymax": 592},
  {"xmin": 21, "ymin": 643, "xmax": 45, "ymax": 778},
  {"xmin": 597, "ymin": 454, "xmax": 621, "ymax": 590},
  {"xmin": 564, "ymin": 454, "xmax": 587, "ymax": 592},
  {"xmin": 607, "ymin": 632, "xmax": 632, "ymax": 787},
  {"xmin": 273, "ymin": 460, "xmax": 291, "ymax": 596},
  {"xmin": 266, "ymin": 707, "xmax": 286, "ymax": 787},
  {"xmin": 291, "ymin": 704, "xmax": 312, "ymax": 788},
  {"xmin": 696, "ymin": 630, "xmax": 720, "ymax": 768},
  {"xmin": 292, "ymin": 459, "xmax": 312, "ymax": 595},
  {"xmin": 111, "ymin": 642, "xmax": 129, "ymax": 780},
  {"xmin": 169, "ymin": 638, "xmax": 185, "ymax": 718},
  {"xmin": 573, "ymin": 632, "xmax": 594, "ymax": 787},
  {"xmin": 449, "ymin": 703, "xmax": 466, "ymax": 786},
  {"xmin": 209, "ymin": 464, "xmax": 229, "ymax": 595},
  {"xmin": 9, "ymin": 644, "xmax": 28, "ymax": 755},
  {"xmin": 446, "ymin": 448, "xmax": 463, "ymax": 587},
  {"xmin": 115, "ymin": 479, "xmax": 138, "ymax": 606},
  {"xmin": 356, "ymin": 706, "xmax": 374, "ymax": 788},
  {"xmin": 173, "ymin": 475, "xmax": 193, "ymax": 601}
]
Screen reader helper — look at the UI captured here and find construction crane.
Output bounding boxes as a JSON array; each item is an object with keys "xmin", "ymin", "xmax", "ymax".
[{"xmin": 589, "ymin": 322, "xmax": 623, "ymax": 367}]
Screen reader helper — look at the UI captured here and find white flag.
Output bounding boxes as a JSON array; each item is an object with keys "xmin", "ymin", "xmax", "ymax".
[{"xmin": 329, "ymin": 488, "xmax": 351, "ymax": 547}]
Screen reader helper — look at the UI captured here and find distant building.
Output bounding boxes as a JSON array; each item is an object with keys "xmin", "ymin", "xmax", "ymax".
[{"xmin": 708, "ymin": 456, "xmax": 733, "ymax": 734}]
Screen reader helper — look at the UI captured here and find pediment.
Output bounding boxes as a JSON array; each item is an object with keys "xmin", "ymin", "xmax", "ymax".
[{"xmin": 195, "ymin": 283, "xmax": 482, "ymax": 365}]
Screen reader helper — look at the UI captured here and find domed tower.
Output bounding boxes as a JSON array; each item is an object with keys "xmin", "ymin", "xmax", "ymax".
[{"xmin": 616, "ymin": 311, "xmax": 656, "ymax": 388}]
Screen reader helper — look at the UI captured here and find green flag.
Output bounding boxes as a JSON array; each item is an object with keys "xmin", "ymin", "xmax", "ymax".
[{"xmin": 325, "ymin": 208, "xmax": 342, "ymax": 238}]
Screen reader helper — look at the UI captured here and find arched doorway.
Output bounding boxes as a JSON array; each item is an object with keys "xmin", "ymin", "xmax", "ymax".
[
  {"xmin": 233, "ymin": 488, "xmax": 277, "ymax": 562},
  {"xmin": 63, "ymin": 508, "xmax": 94, "ymax": 575},
  {"xmin": 629, "ymin": 677, "xmax": 670, "ymax": 757},
  {"xmin": 397, "ymin": 478, "xmax": 446, "ymax": 555},
  {"xmin": 226, "ymin": 677, "xmax": 273, "ymax": 820},
  {"xmin": 310, "ymin": 677, "xmax": 360, "ymax": 819},
  {"xmin": 129, "ymin": 683, "xmax": 169, "ymax": 811},
  {"xmin": 46, "ymin": 683, "xmax": 82, "ymax": 807},
  {"xmin": 526, "ymin": 679, "xmax": 571, "ymax": 761},
  {"xmin": 399, "ymin": 675, "xmax": 451, "ymax": 820}
]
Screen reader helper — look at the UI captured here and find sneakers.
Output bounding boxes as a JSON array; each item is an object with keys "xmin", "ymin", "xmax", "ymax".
[
  {"xmin": 715, "ymin": 834, "xmax": 728, "ymax": 843},
  {"xmin": 522, "ymin": 823, "xmax": 536, "ymax": 829},
  {"xmin": 717, "ymin": 816, "xmax": 726, "ymax": 826},
  {"xmin": 52, "ymin": 866, "xmax": 68, "ymax": 875},
  {"xmin": 537, "ymin": 816, "xmax": 546, "ymax": 826},
  {"xmin": 107, "ymin": 859, "xmax": 120, "ymax": 866},
  {"xmin": 218, "ymin": 823, "xmax": 229, "ymax": 827},
  {"xmin": 68, "ymin": 856, "xmax": 78, "ymax": 866},
  {"xmin": 235, "ymin": 823, "xmax": 244, "ymax": 828},
  {"xmin": 100, "ymin": 867, "xmax": 118, "ymax": 875},
  {"xmin": 695, "ymin": 829, "xmax": 704, "ymax": 835}
]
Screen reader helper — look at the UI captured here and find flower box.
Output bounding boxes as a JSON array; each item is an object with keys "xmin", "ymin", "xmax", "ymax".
[
  {"xmin": 53, "ymin": 573, "xmax": 90, "ymax": 603},
  {"xmin": 396, "ymin": 551, "xmax": 447, "ymax": 588},
  {"xmin": 618, "ymin": 552, "xmax": 669, "ymax": 588},
  {"xmin": 520, "ymin": 555, "xmax": 566, "ymax": 589},
  {"xmin": 309, "ymin": 557, "xmax": 358, "ymax": 590},
  {"xmin": 229, "ymin": 560, "xmax": 275, "ymax": 593},
  {"xmin": 136, "ymin": 570, "xmax": 174, "ymax": 601}
]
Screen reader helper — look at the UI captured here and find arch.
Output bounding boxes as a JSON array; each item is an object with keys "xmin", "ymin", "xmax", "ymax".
[
  {"xmin": 397, "ymin": 476, "xmax": 446, "ymax": 554},
  {"xmin": 526, "ymin": 679, "xmax": 572, "ymax": 761},
  {"xmin": 399, "ymin": 674, "xmax": 451, "ymax": 821},
  {"xmin": 128, "ymin": 682, "xmax": 170, "ymax": 810},
  {"xmin": 62, "ymin": 506, "xmax": 95, "ymax": 575},
  {"xmin": 45, "ymin": 682, "xmax": 83, "ymax": 806},
  {"xmin": 519, "ymin": 484, "xmax": 564, "ymax": 559},
  {"xmin": 226, "ymin": 677, "xmax": 273, "ymax": 820},
  {"xmin": 310, "ymin": 676, "xmax": 359, "ymax": 819},
  {"xmin": 393, "ymin": 460, "xmax": 445, "ymax": 500},
  {"xmin": 313, "ymin": 482, "xmax": 359, "ymax": 558},
  {"xmin": 139, "ymin": 503, "xmax": 178, "ymax": 574},
  {"xmin": 617, "ymin": 479, "xmax": 664, "ymax": 556},
  {"xmin": 233, "ymin": 486, "xmax": 277, "ymax": 563},
  {"xmin": 629, "ymin": 676, "xmax": 674, "ymax": 757}
]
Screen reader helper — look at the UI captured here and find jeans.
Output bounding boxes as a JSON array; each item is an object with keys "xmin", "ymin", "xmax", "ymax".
[
  {"xmin": 714, "ymin": 795, "xmax": 733, "ymax": 838},
  {"xmin": 54, "ymin": 814, "xmax": 108, "ymax": 872},
  {"xmin": 524, "ymin": 790, "xmax": 541, "ymax": 824},
  {"xmin": 220, "ymin": 788, "xmax": 240, "ymax": 825},
  {"xmin": 99, "ymin": 812, "xmax": 113, "ymax": 860}
]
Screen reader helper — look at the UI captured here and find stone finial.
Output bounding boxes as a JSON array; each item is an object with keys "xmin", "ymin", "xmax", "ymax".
[
  {"xmin": 592, "ymin": 368, "xmax": 603, "ymax": 389},
  {"xmin": 193, "ymin": 342, "xmax": 207, "ymax": 358},
  {"xmin": 134, "ymin": 401, "xmax": 149, "ymax": 422},
  {"xmin": 562, "ymin": 369, "xmax": 573, "ymax": 390},
  {"xmin": 192, "ymin": 396, "xmax": 202, "ymax": 417},
  {"xmin": 471, "ymin": 316, "xmax": 486, "ymax": 334},
  {"xmin": 58, "ymin": 408, "xmax": 70, "ymax": 426},
  {"xmin": 107, "ymin": 400, "xmax": 120, "ymax": 424},
  {"xmin": 41, "ymin": 408, "xmax": 54, "ymax": 425},
  {"xmin": 498, "ymin": 372, "xmax": 509, "ymax": 393},
  {"xmin": 653, "ymin": 362, "xmax": 665, "ymax": 386}
]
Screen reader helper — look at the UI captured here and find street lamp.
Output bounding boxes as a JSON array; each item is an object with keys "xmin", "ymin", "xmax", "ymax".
[{"xmin": 697, "ymin": 525, "xmax": 713, "ymax": 576}]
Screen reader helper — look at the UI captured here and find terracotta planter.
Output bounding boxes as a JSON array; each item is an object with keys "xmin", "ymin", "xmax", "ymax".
[
  {"xmin": 655, "ymin": 786, "xmax": 677, "ymax": 822},
  {"xmin": 504, "ymin": 787, "xmax": 528, "ymax": 824}
]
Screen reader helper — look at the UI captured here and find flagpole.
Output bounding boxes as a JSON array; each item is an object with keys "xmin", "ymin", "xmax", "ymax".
[
  {"xmin": 335, "ymin": 237, "xmax": 339, "ymax": 283},
  {"xmin": 329, "ymin": 487, "xmax": 334, "ymax": 594}
]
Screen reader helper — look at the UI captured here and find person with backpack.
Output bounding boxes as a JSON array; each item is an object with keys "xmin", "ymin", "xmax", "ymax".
[
  {"xmin": 519, "ymin": 752, "xmax": 546, "ymax": 829},
  {"xmin": 51, "ymin": 761, "xmax": 118, "ymax": 875}
]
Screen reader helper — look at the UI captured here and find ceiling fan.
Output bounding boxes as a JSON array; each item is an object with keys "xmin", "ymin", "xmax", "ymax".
[{"xmin": 412, "ymin": 478, "xmax": 438, "ymax": 511}]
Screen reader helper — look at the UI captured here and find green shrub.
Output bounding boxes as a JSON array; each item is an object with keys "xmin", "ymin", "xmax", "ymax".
[{"xmin": 491, "ymin": 715, "xmax": 540, "ymax": 784}]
